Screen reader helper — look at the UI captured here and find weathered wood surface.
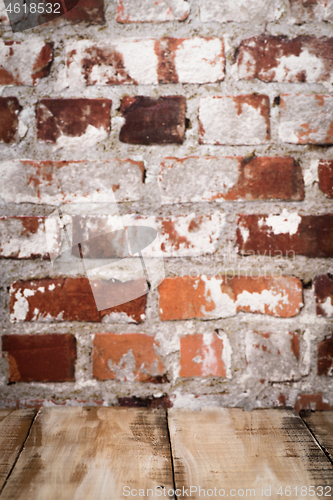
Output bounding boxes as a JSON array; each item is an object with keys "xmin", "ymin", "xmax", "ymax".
[
  {"xmin": 168, "ymin": 408, "xmax": 333, "ymax": 500},
  {"xmin": 303, "ymin": 411, "xmax": 333, "ymax": 463},
  {"xmin": 0, "ymin": 409, "xmax": 36, "ymax": 491},
  {"xmin": 0, "ymin": 407, "xmax": 175, "ymax": 500}
]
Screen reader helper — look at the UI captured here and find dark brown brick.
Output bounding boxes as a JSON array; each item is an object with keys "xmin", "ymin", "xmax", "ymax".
[
  {"xmin": 314, "ymin": 274, "xmax": 333, "ymax": 317},
  {"xmin": 318, "ymin": 160, "xmax": 333, "ymax": 198},
  {"xmin": 237, "ymin": 214, "xmax": 333, "ymax": 258},
  {"xmin": 119, "ymin": 96, "xmax": 186, "ymax": 145},
  {"xmin": 2, "ymin": 334, "xmax": 76, "ymax": 383},
  {"xmin": 294, "ymin": 393, "xmax": 333, "ymax": 413},
  {"xmin": 0, "ymin": 97, "xmax": 21, "ymax": 144},
  {"xmin": 318, "ymin": 337, "xmax": 333, "ymax": 376},
  {"xmin": 36, "ymin": 98, "xmax": 111, "ymax": 143}
]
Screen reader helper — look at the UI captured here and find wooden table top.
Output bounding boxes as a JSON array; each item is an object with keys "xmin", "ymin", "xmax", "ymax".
[{"xmin": 0, "ymin": 407, "xmax": 332, "ymax": 499}]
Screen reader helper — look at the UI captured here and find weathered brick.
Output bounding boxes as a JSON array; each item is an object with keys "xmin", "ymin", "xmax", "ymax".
[
  {"xmin": 0, "ymin": 217, "xmax": 59, "ymax": 259},
  {"xmin": 92, "ymin": 333, "xmax": 166, "ymax": 382},
  {"xmin": 60, "ymin": 0, "xmax": 104, "ymax": 23},
  {"xmin": 0, "ymin": 40, "xmax": 53, "ymax": 86},
  {"xmin": 71, "ymin": 212, "xmax": 224, "ymax": 258},
  {"xmin": 119, "ymin": 96, "xmax": 185, "ymax": 145},
  {"xmin": 36, "ymin": 98, "xmax": 111, "ymax": 146},
  {"xmin": 179, "ymin": 333, "xmax": 228, "ymax": 378},
  {"xmin": 318, "ymin": 336, "xmax": 333, "ymax": 376},
  {"xmin": 159, "ymin": 275, "xmax": 303, "ymax": 320},
  {"xmin": 199, "ymin": 95, "xmax": 270, "ymax": 145},
  {"xmin": 0, "ymin": 159, "xmax": 144, "ymax": 204},
  {"xmin": 9, "ymin": 278, "xmax": 147, "ymax": 323},
  {"xmin": 289, "ymin": 0, "xmax": 333, "ymax": 24},
  {"xmin": 235, "ymin": 36, "xmax": 333, "ymax": 83},
  {"xmin": 279, "ymin": 94, "xmax": 333, "ymax": 144},
  {"xmin": 116, "ymin": 0, "xmax": 189, "ymax": 23},
  {"xmin": 294, "ymin": 394, "xmax": 333, "ymax": 413},
  {"xmin": 318, "ymin": 159, "xmax": 333, "ymax": 198},
  {"xmin": 246, "ymin": 331, "xmax": 300, "ymax": 382},
  {"xmin": 159, "ymin": 156, "xmax": 304, "ymax": 204},
  {"xmin": 0, "ymin": 97, "xmax": 21, "ymax": 144},
  {"xmin": 118, "ymin": 395, "xmax": 173, "ymax": 408},
  {"xmin": 66, "ymin": 38, "xmax": 224, "ymax": 86},
  {"xmin": 200, "ymin": 0, "xmax": 282, "ymax": 23},
  {"xmin": 314, "ymin": 274, "xmax": 333, "ymax": 317},
  {"xmin": 2, "ymin": 334, "xmax": 76, "ymax": 383},
  {"xmin": 237, "ymin": 213, "xmax": 333, "ymax": 258}
]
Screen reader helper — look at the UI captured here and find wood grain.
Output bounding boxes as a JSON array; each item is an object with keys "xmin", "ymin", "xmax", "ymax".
[
  {"xmin": 303, "ymin": 412, "xmax": 333, "ymax": 463},
  {"xmin": 0, "ymin": 409, "xmax": 36, "ymax": 491},
  {"xmin": 0, "ymin": 407, "xmax": 175, "ymax": 500},
  {"xmin": 168, "ymin": 408, "xmax": 333, "ymax": 500}
]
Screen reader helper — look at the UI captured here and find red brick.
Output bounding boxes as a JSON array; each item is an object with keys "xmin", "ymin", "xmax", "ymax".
[
  {"xmin": 0, "ymin": 159, "xmax": 144, "ymax": 205},
  {"xmin": 66, "ymin": 38, "xmax": 224, "ymax": 85},
  {"xmin": 0, "ymin": 97, "xmax": 21, "ymax": 144},
  {"xmin": 318, "ymin": 337, "xmax": 333, "ymax": 376},
  {"xmin": 314, "ymin": 275, "xmax": 333, "ymax": 317},
  {"xmin": 294, "ymin": 394, "xmax": 333, "ymax": 414},
  {"xmin": 180, "ymin": 333, "xmax": 227, "ymax": 378},
  {"xmin": 199, "ymin": 95, "xmax": 270, "ymax": 145},
  {"xmin": 36, "ymin": 98, "xmax": 111, "ymax": 143},
  {"xmin": 116, "ymin": 0, "xmax": 190, "ymax": 23},
  {"xmin": 237, "ymin": 213, "xmax": 333, "ymax": 258},
  {"xmin": 119, "ymin": 96, "xmax": 186, "ymax": 145},
  {"xmin": 0, "ymin": 41, "xmax": 53, "ymax": 86},
  {"xmin": 235, "ymin": 36, "xmax": 333, "ymax": 83},
  {"xmin": 0, "ymin": 217, "xmax": 59, "ymax": 259},
  {"xmin": 289, "ymin": 0, "xmax": 333, "ymax": 23},
  {"xmin": 2, "ymin": 334, "xmax": 76, "ymax": 383},
  {"xmin": 279, "ymin": 94, "xmax": 333, "ymax": 145},
  {"xmin": 92, "ymin": 333, "xmax": 166, "ymax": 382},
  {"xmin": 246, "ymin": 331, "xmax": 301, "ymax": 382},
  {"xmin": 159, "ymin": 156, "xmax": 304, "ymax": 203},
  {"xmin": 318, "ymin": 160, "xmax": 333, "ymax": 198},
  {"xmin": 159, "ymin": 275, "xmax": 303, "ymax": 320},
  {"xmin": 61, "ymin": 0, "xmax": 104, "ymax": 23},
  {"xmin": 9, "ymin": 278, "xmax": 147, "ymax": 323}
]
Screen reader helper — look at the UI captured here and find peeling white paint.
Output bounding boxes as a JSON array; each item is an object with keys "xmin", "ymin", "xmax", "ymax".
[
  {"xmin": 10, "ymin": 290, "xmax": 30, "ymax": 322},
  {"xmin": 174, "ymin": 38, "xmax": 224, "ymax": 84},
  {"xmin": 259, "ymin": 209, "xmax": 301, "ymax": 236},
  {"xmin": 108, "ymin": 349, "xmax": 136, "ymax": 382},
  {"xmin": 201, "ymin": 276, "xmax": 236, "ymax": 318},
  {"xmin": 218, "ymin": 331, "xmax": 232, "ymax": 379},
  {"xmin": 200, "ymin": 0, "xmax": 282, "ymax": 23},
  {"xmin": 116, "ymin": 0, "xmax": 190, "ymax": 22},
  {"xmin": 304, "ymin": 159, "xmax": 320, "ymax": 186},
  {"xmin": 320, "ymin": 296, "xmax": 333, "ymax": 317},
  {"xmin": 54, "ymin": 125, "xmax": 108, "ymax": 150},
  {"xmin": 236, "ymin": 289, "xmax": 288, "ymax": 315}
]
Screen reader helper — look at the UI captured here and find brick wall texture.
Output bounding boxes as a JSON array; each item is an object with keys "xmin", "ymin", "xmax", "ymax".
[{"xmin": 0, "ymin": 0, "xmax": 333, "ymax": 412}]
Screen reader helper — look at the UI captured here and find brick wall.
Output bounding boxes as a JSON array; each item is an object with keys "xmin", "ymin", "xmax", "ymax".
[{"xmin": 0, "ymin": 0, "xmax": 333, "ymax": 412}]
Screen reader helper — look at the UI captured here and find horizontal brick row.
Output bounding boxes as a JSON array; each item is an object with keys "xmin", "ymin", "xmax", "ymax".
[
  {"xmin": 3, "ymin": 36, "xmax": 332, "ymax": 86},
  {"xmin": 2, "ymin": 95, "xmax": 333, "ymax": 145},
  {"xmin": 2, "ymin": 211, "xmax": 333, "ymax": 260},
  {"xmin": 237, "ymin": 213, "xmax": 333, "ymax": 258},
  {"xmin": 158, "ymin": 275, "xmax": 303, "ymax": 320},
  {"xmin": 3, "ymin": 331, "xmax": 331, "ymax": 384},
  {"xmin": 1, "ymin": 0, "xmax": 332, "ymax": 27}
]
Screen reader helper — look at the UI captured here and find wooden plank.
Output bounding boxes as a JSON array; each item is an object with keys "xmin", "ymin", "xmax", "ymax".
[
  {"xmin": 0, "ymin": 409, "xmax": 36, "ymax": 491},
  {"xmin": 303, "ymin": 411, "xmax": 333, "ymax": 463},
  {"xmin": 168, "ymin": 408, "xmax": 333, "ymax": 500},
  {"xmin": 0, "ymin": 411, "xmax": 12, "ymax": 424},
  {"xmin": 0, "ymin": 407, "xmax": 175, "ymax": 500}
]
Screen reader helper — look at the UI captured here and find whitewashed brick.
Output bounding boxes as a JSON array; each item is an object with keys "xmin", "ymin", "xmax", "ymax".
[
  {"xmin": 199, "ymin": 95, "xmax": 270, "ymax": 145},
  {"xmin": 66, "ymin": 38, "xmax": 224, "ymax": 86},
  {"xmin": 246, "ymin": 331, "xmax": 301, "ymax": 382},
  {"xmin": 0, "ymin": 39, "xmax": 52, "ymax": 86},
  {"xmin": 279, "ymin": 95, "xmax": 333, "ymax": 145},
  {"xmin": 0, "ymin": 160, "xmax": 145, "ymax": 205},
  {"xmin": 116, "ymin": 0, "xmax": 190, "ymax": 23},
  {"xmin": 200, "ymin": 0, "xmax": 283, "ymax": 23},
  {"xmin": 289, "ymin": 0, "xmax": 333, "ymax": 24}
]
